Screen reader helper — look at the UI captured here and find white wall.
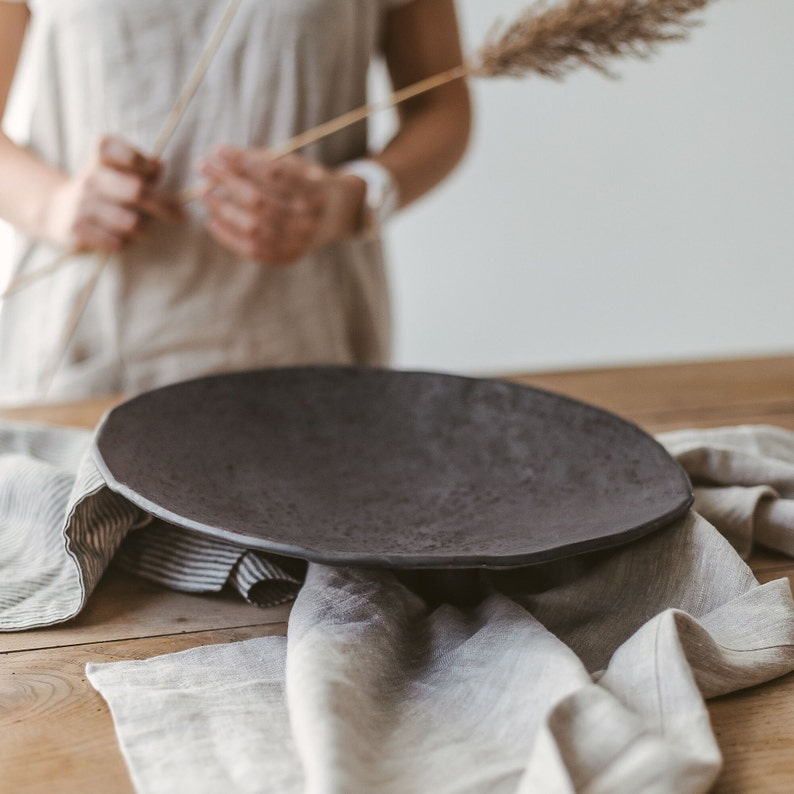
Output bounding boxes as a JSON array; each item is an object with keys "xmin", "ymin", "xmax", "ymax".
[{"xmin": 385, "ymin": 0, "xmax": 794, "ymax": 375}]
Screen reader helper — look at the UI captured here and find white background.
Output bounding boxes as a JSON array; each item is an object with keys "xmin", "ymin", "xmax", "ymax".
[
  {"xmin": 384, "ymin": 0, "xmax": 794, "ymax": 375},
  {"xmin": 2, "ymin": 0, "xmax": 792, "ymax": 377}
]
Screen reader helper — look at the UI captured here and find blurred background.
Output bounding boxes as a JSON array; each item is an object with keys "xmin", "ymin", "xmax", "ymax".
[
  {"xmin": 377, "ymin": 0, "xmax": 794, "ymax": 375},
  {"xmin": 2, "ymin": 0, "xmax": 791, "ymax": 378}
]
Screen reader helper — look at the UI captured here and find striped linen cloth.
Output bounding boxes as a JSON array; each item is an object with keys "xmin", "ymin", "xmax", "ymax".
[{"xmin": 0, "ymin": 421, "xmax": 301, "ymax": 631}]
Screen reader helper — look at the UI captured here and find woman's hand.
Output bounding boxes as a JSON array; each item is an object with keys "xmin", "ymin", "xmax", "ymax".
[
  {"xmin": 3, "ymin": 10, "xmax": 186, "ymax": 250},
  {"xmin": 44, "ymin": 135, "xmax": 184, "ymax": 252},
  {"xmin": 198, "ymin": 146, "xmax": 366, "ymax": 265}
]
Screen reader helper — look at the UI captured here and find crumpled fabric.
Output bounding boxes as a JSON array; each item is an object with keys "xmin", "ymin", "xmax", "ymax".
[
  {"xmin": 81, "ymin": 425, "xmax": 794, "ymax": 794},
  {"xmin": 660, "ymin": 424, "xmax": 794, "ymax": 558},
  {"xmin": 0, "ymin": 421, "xmax": 299, "ymax": 631}
]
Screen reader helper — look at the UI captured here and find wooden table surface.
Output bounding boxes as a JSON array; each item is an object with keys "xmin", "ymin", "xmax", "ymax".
[{"xmin": 3, "ymin": 355, "xmax": 794, "ymax": 793}]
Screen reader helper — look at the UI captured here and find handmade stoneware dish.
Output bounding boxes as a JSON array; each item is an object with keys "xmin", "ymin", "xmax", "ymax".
[{"xmin": 92, "ymin": 367, "xmax": 693, "ymax": 582}]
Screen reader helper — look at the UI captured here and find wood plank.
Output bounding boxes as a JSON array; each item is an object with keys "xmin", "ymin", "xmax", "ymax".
[
  {"xmin": 2, "ymin": 356, "xmax": 794, "ymax": 436},
  {"xmin": 752, "ymin": 568, "xmax": 794, "ymax": 588},
  {"xmin": 0, "ymin": 568, "xmax": 290, "ymax": 654},
  {"xmin": 710, "ymin": 672, "xmax": 794, "ymax": 793},
  {"xmin": 509, "ymin": 355, "xmax": 794, "ymax": 418},
  {"xmin": 0, "ymin": 395, "xmax": 122, "ymax": 430},
  {"xmin": 2, "ymin": 354, "xmax": 794, "ymax": 435},
  {"xmin": 0, "ymin": 625, "xmax": 287, "ymax": 794},
  {"xmin": 640, "ymin": 411, "xmax": 794, "ymax": 435}
]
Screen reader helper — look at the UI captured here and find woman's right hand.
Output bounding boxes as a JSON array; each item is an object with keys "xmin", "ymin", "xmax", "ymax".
[{"xmin": 44, "ymin": 135, "xmax": 184, "ymax": 252}]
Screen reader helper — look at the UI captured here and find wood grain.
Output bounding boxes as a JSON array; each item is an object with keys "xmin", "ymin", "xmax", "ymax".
[
  {"xmin": 0, "ymin": 395, "xmax": 121, "ymax": 429},
  {"xmin": 0, "ymin": 568, "xmax": 290, "ymax": 654},
  {"xmin": 710, "ymin": 671, "xmax": 794, "ymax": 793},
  {"xmin": 0, "ymin": 626, "xmax": 286, "ymax": 794},
  {"xmin": 510, "ymin": 354, "xmax": 794, "ymax": 420}
]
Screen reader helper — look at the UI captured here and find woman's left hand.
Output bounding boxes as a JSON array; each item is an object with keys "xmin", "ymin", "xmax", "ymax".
[{"xmin": 199, "ymin": 146, "xmax": 366, "ymax": 265}]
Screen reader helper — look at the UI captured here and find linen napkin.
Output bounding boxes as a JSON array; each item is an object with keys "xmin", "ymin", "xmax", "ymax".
[
  {"xmin": 85, "ymin": 513, "xmax": 794, "ymax": 794},
  {"xmin": 82, "ymin": 424, "xmax": 794, "ymax": 794}
]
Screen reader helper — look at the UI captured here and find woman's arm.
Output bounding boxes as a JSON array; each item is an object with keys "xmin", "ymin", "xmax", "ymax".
[
  {"xmin": 0, "ymin": 1, "xmax": 58, "ymax": 240},
  {"xmin": 376, "ymin": 0, "xmax": 471, "ymax": 208},
  {"xmin": 200, "ymin": 0, "xmax": 471, "ymax": 265},
  {"xmin": 0, "ymin": 2, "xmax": 181, "ymax": 252}
]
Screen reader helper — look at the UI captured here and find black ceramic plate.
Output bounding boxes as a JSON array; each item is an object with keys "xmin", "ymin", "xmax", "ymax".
[{"xmin": 92, "ymin": 367, "xmax": 693, "ymax": 568}]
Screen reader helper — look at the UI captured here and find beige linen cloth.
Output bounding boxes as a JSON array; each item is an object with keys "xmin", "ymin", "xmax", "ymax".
[
  {"xmin": 83, "ymin": 424, "xmax": 794, "ymax": 794},
  {"xmin": 4, "ymin": 422, "xmax": 794, "ymax": 792}
]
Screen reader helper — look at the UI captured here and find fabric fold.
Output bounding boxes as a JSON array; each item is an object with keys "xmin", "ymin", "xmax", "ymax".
[
  {"xmin": 88, "ymin": 541, "xmax": 794, "ymax": 794},
  {"xmin": 0, "ymin": 423, "xmax": 145, "ymax": 629},
  {"xmin": 659, "ymin": 424, "xmax": 794, "ymax": 558},
  {"xmin": 86, "ymin": 635, "xmax": 301, "ymax": 794},
  {"xmin": 0, "ymin": 422, "xmax": 303, "ymax": 630}
]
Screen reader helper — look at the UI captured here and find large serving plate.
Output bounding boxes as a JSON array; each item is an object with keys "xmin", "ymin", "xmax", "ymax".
[{"xmin": 92, "ymin": 367, "xmax": 693, "ymax": 568}]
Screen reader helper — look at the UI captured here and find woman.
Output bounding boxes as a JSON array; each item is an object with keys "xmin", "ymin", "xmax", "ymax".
[{"xmin": 0, "ymin": 0, "xmax": 470, "ymax": 403}]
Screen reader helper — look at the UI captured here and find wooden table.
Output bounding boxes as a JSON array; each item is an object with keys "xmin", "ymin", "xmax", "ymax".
[{"xmin": 3, "ymin": 355, "xmax": 794, "ymax": 793}]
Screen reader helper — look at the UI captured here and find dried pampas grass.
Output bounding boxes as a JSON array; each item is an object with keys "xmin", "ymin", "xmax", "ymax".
[
  {"xmin": 475, "ymin": 0, "xmax": 712, "ymax": 80},
  {"xmin": 273, "ymin": 0, "xmax": 715, "ymax": 158}
]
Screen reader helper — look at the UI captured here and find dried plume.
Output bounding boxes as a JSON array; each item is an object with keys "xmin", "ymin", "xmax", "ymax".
[{"xmin": 474, "ymin": 0, "xmax": 713, "ymax": 80}]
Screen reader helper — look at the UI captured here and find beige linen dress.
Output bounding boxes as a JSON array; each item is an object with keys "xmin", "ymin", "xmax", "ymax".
[{"xmin": 0, "ymin": 0, "xmax": 409, "ymax": 404}]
